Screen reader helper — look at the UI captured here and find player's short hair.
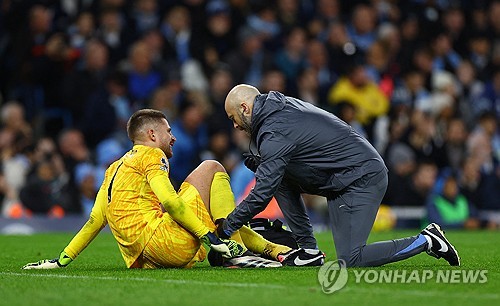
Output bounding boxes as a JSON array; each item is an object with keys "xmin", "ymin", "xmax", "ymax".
[{"xmin": 127, "ymin": 109, "xmax": 167, "ymax": 143}]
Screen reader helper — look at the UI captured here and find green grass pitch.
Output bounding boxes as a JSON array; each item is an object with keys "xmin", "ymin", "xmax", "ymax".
[{"xmin": 0, "ymin": 230, "xmax": 498, "ymax": 306}]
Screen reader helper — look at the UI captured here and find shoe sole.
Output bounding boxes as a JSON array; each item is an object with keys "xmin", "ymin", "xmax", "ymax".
[
  {"xmin": 224, "ymin": 256, "xmax": 282, "ymax": 268},
  {"xmin": 424, "ymin": 223, "xmax": 461, "ymax": 266}
]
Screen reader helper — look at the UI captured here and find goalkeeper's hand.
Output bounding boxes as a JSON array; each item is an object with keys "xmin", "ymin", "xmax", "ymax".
[
  {"xmin": 201, "ymin": 232, "xmax": 245, "ymax": 258},
  {"xmin": 22, "ymin": 251, "xmax": 73, "ymax": 270}
]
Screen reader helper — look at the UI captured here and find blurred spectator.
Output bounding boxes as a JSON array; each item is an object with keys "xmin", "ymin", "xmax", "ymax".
[
  {"xmin": 80, "ymin": 69, "xmax": 132, "ymax": 148},
  {"xmin": 466, "ymin": 113, "xmax": 500, "ymax": 227},
  {"xmin": 129, "ymin": 0, "xmax": 160, "ymax": 38},
  {"xmin": 0, "ymin": 102, "xmax": 33, "ymax": 212},
  {"xmin": 274, "ymin": 27, "xmax": 307, "ymax": 91},
  {"xmin": 365, "ymin": 40, "xmax": 390, "ymax": 84},
  {"xmin": 74, "ymin": 162, "xmax": 97, "ymax": 216},
  {"xmin": 62, "ymin": 39, "xmax": 109, "ymax": 127},
  {"xmin": 324, "ymin": 21, "xmax": 354, "ymax": 76},
  {"xmin": 431, "ymin": 32, "xmax": 462, "ymax": 73},
  {"xmin": 96, "ymin": 8, "xmax": 130, "ymax": 64},
  {"xmin": 305, "ymin": 39, "xmax": 335, "ymax": 105},
  {"xmin": 0, "ymin": 101, "xmax": 32, "ymax": 144},
  {"xmin": 260, "ymin": 69, "xmax": 286, "ymax": 93},
  {"xmin": 386, "ymin": 142, "xmax": 416, "ymax": 177},
  {"xmin": 314, "ymin": 0, "xmax": 340, "ymax": 26},
  {"xmin": 276, "ymin": 0, "xmax": 301, "ymax": 31},
  {"xmin": 328, "ymin": 63, "xmax": 389, "ymax": 139},
  {"xmin": 476, "ymin": 161, "xmax": 500, "ymax": 229},
  {"xmin": 419, "ymin": 71, "xmax": 459, "ymax": 145},
  {"xmin": 149, "ymin": 80, "xmax": 182, "ymax": 121},
  {"xmin": 441, "ymin": 7, "xmax": 466, "ymax": 56},
  {"xmin": 6, "ymin": 5, "xmax": 53, "ymax": 119},
  {"xmin": 224, "ymin": 26, "xmax": 273, "ymax": 86},
  {"xmin": 123, "ymin": 40, "xmax": 162, "ymax": 106},
  {"xmin": 377, "ymin": 22, "xmax": 401, "ymax": 66},
  {"xmin": 411, "ymin": 47, "xmax": 434, "ymax": 90},
  {"xmin": 57, "ymin": 128, "xmax": 90, "ymax": 180},
  {"xmin": 206, "ymin": 66, "xmax": 234, "ymax": 135},
  {"xmin": 200, "ymin": 130, "xmax": 237, "ymax": 172},
  {"xmin": 385, "ymin": 158, "xmax": 438, "ymax": 208},
  {"xmin": 0, "ymin": 169, "xmax": 18, "ymax": 217},
  {"xmin": 169, "ymin": 100, "xmax": 208, "ymax": 187},
  {"xmin": 455, "ymin": 60, "xmax": 484, "ymax": 128},
  {"xmin": 20, "ymin": 155, "xmax": 74, "ymax": 218},
  {"xmin": 296, "ymin": 67, "xmax": 320, "ymax": 106},
  {"xmin": 336, "ymin": 101, "xmax": 367, "ymax": 139},
  {"xmin": 141, "ymin": 29, "xmax": 170, "ymax": 77},
  {"xmin": 372, "ymin": 0, "xmax": 400, "ymax": 24},
  {"xmin": 475, "ymin": 69, "xmax": 500, "ymax": 120},
  {"xmin": 38, "ymin": 32, "xmax": 81, "ymax": 110},
  {"xmin": 442, "ymin": 118, "xmax": 468, "ymax": 172},
  {"xmin": 191, "ymin": 0, "xmax": 236, "ymax": 75},
  {"xmin": 469, "ymin": 5, "xmax": 489, "ymax": 35},
  {"xmin": 347, "ymin": 4, "xmax": 377, "ymax": 52},
  {"xmin": 67, "ymin": 11, "xmax": 95, "ymax": 52},
  {"xmin": 487, "ymin": 1, "xmax": 500, "ymax": 46},
  {"xmin": 245, "ymin": 3, "xmax": 281, "ymax": 44},
  {"xmin": 467, "ymin": 112, "xmax": 500, "ymax": 167},
  {"xmin": 391, "ymin": 70, "xmax": 429, "ymax": 109},
  {"xmin": 20, "ymin": 137, "xmax": 77, "ymax": 216},
  {"xmin": 426, "ymin": 170, "xmax": 479, "ymax": 229},
  {"xmin": 398, "ymin": 15, "xmax": 420, "ymax": 73},
  {"xmin": 400, "ymin": 110, "xmax": 447, "ymax": 169},
  {"xmin": 458, "ymin": 156, "xmax": 481, "ymax": 209},
  {"xmin": 378, "ymin": 106, "xmax": 411, "ymax": 155},
  {"xmin": 94, "ymin": 137, "xmax": 128, "ymax": 188},
  {"xmin": 467, "ymin": 33, "xmax": 491, "ymax": 81},
  {"xmin": 160, "ymin": 6, "xmax": 193, "ymax": 66}
]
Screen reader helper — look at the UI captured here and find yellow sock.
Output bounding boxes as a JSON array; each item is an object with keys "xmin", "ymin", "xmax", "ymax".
[
  {"xmin": 209, "ymin": 172, "xmax": 243, "ymax": 244},
  {"xmin": 239, "ymin": 226, "xmax": 292, "ymax": 260}
]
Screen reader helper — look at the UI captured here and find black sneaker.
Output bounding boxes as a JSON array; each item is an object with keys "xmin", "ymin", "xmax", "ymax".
[
  {"xmin": 278, "ymin": 248, "xmax": 325, "ymax": 266},
  {"xmin": 421, "ymin": 223, "xmax": 460, "ymax": 266}
]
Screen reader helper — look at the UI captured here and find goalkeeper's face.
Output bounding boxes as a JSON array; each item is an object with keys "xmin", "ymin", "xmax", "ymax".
[{"xmin": 156, "ymin": 119, "xmax": 176, "ymax": 158}]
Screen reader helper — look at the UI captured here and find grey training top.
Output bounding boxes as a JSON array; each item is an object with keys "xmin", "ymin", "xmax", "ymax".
[{"xmin": 224, "ymin": 91, "xmax": 387, "ymax": 235}]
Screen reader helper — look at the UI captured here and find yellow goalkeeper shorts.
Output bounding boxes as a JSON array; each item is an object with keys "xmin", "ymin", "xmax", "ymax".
[{"xmin": 140, "ymin": 182, "xmax": 216, "ymax": 269}]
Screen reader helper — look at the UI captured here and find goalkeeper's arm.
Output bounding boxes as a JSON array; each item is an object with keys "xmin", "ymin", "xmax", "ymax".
[{"xmin": 22, "ymin": 186, "xmax": 108, "ymax": 269}]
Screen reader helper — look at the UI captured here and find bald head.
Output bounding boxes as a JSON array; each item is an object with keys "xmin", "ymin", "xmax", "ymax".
[
  {"xmin": 225, "ymin": 84, "xmax": 260, "ymax": 112},
  {"xmin": 224, "ymin": 84, "xmax": 261, "ymax": 134}
]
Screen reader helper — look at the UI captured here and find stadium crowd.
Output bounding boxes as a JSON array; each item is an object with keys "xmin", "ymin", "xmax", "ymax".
[{"xmin": 0, "ymin": 0, "xmax": 499, "ymax": 229}]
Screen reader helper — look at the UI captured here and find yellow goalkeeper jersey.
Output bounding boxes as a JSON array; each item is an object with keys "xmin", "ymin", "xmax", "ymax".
[{"xmin": 64, "ymin": 144, "xmax": 210, "ymax": 268}]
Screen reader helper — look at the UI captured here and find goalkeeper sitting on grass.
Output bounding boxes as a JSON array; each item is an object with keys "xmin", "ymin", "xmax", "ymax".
[{"xmin": 23, "ymin": 109, "xmax": 309, "ymax": 269}]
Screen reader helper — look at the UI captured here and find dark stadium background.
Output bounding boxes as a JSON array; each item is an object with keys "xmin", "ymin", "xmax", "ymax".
[{"xmin": 0, "ymin": 0, "xmax": 499, "ymax": 232}]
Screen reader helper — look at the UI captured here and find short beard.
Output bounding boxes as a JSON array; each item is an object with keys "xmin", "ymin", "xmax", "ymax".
[{"xmin": 238, "ymin": 112, "xmax": 252, "ymax": 135}]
